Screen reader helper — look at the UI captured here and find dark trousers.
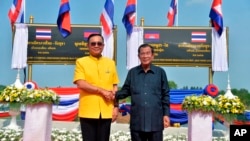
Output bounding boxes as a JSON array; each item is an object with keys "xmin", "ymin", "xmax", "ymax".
[
  {"xmin": 131, "ymin": 130, "xmax": 163, "ymax": 141},
  {"xmin": 79, "ymin": 116, "xmax": 112, "ymax": 141}
]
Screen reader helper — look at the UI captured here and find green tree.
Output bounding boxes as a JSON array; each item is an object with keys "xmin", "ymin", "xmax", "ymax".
[
  {"xmin": 0, "ymin": 85, "xmax": 6, "ymax": 93},
  {"xmin": 168, "ymin": 81, "xmax": 177, "ymax": 89}
]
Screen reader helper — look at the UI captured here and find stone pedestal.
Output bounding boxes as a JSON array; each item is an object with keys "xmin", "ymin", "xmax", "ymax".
[
  {"xmin": 23, "ymin": 103, "xmax": 52, "ymax": 141},
  {"xmin": 188, "ymin": 111, "xmax": 212, "ymax": 141},
  {"xmin": 7, "ymin": 103, "xmax": 21, "ymax": 130}
]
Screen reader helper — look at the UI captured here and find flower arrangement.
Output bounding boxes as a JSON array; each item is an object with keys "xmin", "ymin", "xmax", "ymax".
[
  {"xmin": 216, "ymin": 95, "xmax": 245, "ymax": 115},
  {"xmin": 215, "ymin": 95, "xmax": 246, "ymax": 122},
  {"xmin": 0, "ymin": 85, "xmax": 29, "ymax": 110},
  {"xmin": 0, "ymin": 85, "xmax": 28, "ymax": 103},
  {"xmin": 182, "ymin": 95, "xmax": 218, "ymax": 113},
  {"xmin": 0, "ymin": 128, "xmax": 23, "ymax": 141},
  {"xmin": 22, "ymin": 88, "xmax": 60, "ymax": 105},
  {"xmin": 182, "ymin": 94, "xmax": 246, "ymax": 123},
  {"xmin": 0, "ymin": 128, "xmax": 229, "ymax": 141},
  {"xmin": 51, "ymin": 128, "xmax": 82, "ymax": 141},
  {"xmin": 0, "ymin": 86, "xmax": 60, "ymax": 106}
]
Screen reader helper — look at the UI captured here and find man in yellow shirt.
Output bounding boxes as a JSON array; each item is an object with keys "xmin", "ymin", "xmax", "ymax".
[{"xmin": 73, "ymin": 33, "xmax": 119, "ymax": 141}]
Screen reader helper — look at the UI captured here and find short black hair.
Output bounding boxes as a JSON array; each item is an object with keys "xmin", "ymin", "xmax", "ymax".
[
  {"xmin": 138, "ymin": 43, "xmax": 154, "ymax": 54},
  {"xmin": 87, "ymin": 33, "xmax": 104, "ymax": 43}
]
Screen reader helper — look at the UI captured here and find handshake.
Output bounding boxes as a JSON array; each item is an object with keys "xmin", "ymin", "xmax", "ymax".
[{"xmin": 96, "ymin": 88, "xmax": 116, "ymax": 102}]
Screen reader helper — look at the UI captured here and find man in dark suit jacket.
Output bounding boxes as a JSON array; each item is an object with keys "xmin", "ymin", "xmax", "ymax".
[{"xmin": 116, "ymin": 43, "xmax": 170, "ymax": 141}]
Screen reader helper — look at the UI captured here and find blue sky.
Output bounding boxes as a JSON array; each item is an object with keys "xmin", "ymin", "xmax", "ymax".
[{"xmin": 1, "ymin": 0, "xmax": 250, "ymax": 91}]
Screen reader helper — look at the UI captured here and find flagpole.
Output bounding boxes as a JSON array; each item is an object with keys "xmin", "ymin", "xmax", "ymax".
[
  {"xmin": 24, "ymin": 0, "xmax": 26, "ymax": 22},
  {"xmin": 135, "ymin": 0, "xmax": 137, "ymax": 26},
  {"xmin": 176, "ymin": 0, "xmax": 178, "ymax": 26}
]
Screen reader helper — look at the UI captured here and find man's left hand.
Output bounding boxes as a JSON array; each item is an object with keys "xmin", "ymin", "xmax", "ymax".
[
  {"xmin": 163, "ymin": 116, "xmax": 170, "ymax": 128},
  {"xmin": 112, "ymin": 107, "xmax": 119, "ymax": 122}
]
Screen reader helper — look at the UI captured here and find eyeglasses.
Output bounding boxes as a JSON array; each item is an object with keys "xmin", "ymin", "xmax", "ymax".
[{"xmin": 90, "ymin": 42, "xmax": 104, "ymax": 46}]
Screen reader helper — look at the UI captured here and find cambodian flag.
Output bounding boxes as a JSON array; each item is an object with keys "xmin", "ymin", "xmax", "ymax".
[
  {"xmin": 57, "ymin": 0, "xmax": 71, "ymax": 38},
  {"xmin": 8, "ymin": 0, "xmax": 24, "ymax": 26},
  {"xmin": 122, "ymin": 0, "xmax": 136, "ymax": 35},
  {"xmin": 144, "ymin": 32, "xmax": 160, "ymax": 42},
  {"xmin": 167, "ymin": 0, "xmax": 177, "ymax": 26},
  {"xmin": 83, "ymin": 30, "xmax": 99, "ymax": 40},
  {"xmin": 100, "ymin": 0, "xmax": 114, "ymax": 36},
  {"xmin": 209, "ymin": 0, "xmax": 223, "ymax": 36}
]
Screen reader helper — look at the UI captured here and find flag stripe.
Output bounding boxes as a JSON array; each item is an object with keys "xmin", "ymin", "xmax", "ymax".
[
  {"xmin": 191, "ymin": 32, "xmax": 206, "ymax": 43},
  {"xmin": 100, "ymin": 0, "xmax": 114, "ymax": 35},
  {"xmin": 8, "ymin": 0, "xmax": 24, "ymax": 26},
  {"xmin": 144, "ymin": 32, "xmax": 160, "ymax": 41},
  {"xmin": 36, "ymin": 29, "xmax": 51, "ymax": 40},
  {"xmin": 83, "ymin": 30, "xmax": 99, "ymax": 39},
  {"xmin": 167, "ymin": 0, "xmax": 177, "ymax": 26},
  {"xmin": 122, "ymin": 0, "xmax": 136, "ymax": 35},
  {"xmin": 209, "ymin": 0, "xmax": 223, "ymax": 36},
  {"xmin": 57, "ymin": 0, "xmax": 71, "ymax": 38}
]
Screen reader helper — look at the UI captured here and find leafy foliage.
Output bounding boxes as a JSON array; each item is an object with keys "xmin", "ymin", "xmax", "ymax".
[
  {"xmin": 0, "ymin": 86, "xmax": 60, "ymax": 105},
  {"xmin": 168, "ymin": 81, "xmax": 178, "ymax": 89},
  {"xmin": 182, "ymin": 94, "xmax": 246, "ymax": 123},
  {"xmin": 0, "ymin": 86, "xmax": 28, "ymax": 103},
  {"xmin": 182, "ymin": 95, "xmax": 218, "ymax": 113},
  {"xmin": 21, "ymin": 89, "xmax": 60, "ymax": 105}
]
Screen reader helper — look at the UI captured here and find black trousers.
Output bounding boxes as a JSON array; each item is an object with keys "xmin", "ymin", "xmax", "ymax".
[
  {"xmin": 131, "ymin": 130, "xmax": 163, "ymax": 141},
  {"xmin": 79, "ymin": 116, "xmax": 112, "ymax": 141}
]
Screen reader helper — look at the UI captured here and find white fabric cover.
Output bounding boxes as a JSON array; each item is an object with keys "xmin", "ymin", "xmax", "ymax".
[
  {"xmin": 11, "ymin": 23, "xmax": 28, "ymax": 69},
  {"xmin": 212, "ymin": 27, "xmax": 228, "ymax": 71},
  {"xmin": 126, "ymin": 27, "xmax": 144, "ymax": 70}
]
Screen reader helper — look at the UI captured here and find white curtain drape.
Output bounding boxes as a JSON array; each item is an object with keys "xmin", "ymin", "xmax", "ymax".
[
  {"xmin": 212, "ymin": 27, "xmax": 228, "ymax": 71},
  {"xmin": 126, "ymin": 27, "xmax": 144, "ymax": 70},
  {"xmin": 11, "ymin": 23, "xmax": 28, "ymax": 69}
]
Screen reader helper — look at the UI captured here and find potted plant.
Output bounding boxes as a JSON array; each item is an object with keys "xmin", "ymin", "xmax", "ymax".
[{"xmin": 0, "ymin": 85, "xmax": 28, "ymax": 129}]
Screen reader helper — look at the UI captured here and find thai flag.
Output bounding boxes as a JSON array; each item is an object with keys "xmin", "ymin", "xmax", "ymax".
[
  {"xmin": 8, "ymin": 0, "xmax": 25, "ymax": 26},
  {"xmin": 83, "ymin": 30, "xmax": 99, "ymax": 40},
  {"xmin": 191, "ymin": 32, "xmax": 206, "ymax": 43},
  {"xmin": 57, "ymin": 0, "xmax": 71, "ymax": 38},
  {"xmin": 209, "ymin": 0, "xmax": 223, "ymax": 36},
  {"xmin": 122, "ymin": 0, "xmax": 136, "ymax": 35},
  {"xmin": 36, "ymin": 29, "xmax": 52, "ymax": 40},
  {"xmin": 100, "ymin": 0, "xmax": 114, "ymax": 36},
  {"xmin": 167, "ymin": 0, "xmax": 177, "ymax": 26},
  {"xmin": 144, "ymin": 32, "xmax": 160, "ymax": 41}
]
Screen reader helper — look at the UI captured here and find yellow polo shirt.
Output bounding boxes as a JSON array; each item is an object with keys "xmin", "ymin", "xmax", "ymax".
[{"xmin": 73, "ymin": 56, "xmax": 119, "ymax": 119}]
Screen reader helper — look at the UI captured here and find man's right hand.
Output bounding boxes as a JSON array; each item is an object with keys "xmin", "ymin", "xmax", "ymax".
[{"xmin": 98, "ymin": 88, "xmax": 114, "ymax": 101}]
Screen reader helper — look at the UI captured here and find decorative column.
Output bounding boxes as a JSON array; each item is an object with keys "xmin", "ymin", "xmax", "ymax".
[
  {"xmin": 188, "ymin": 111, "xmax": 213, "ymax": 141},
  {"xmin": 23, "ymin": 103, "xmax": 52, "ymax": 141}
]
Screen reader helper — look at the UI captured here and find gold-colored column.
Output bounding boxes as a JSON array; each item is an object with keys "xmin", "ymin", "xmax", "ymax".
[
  {"xmin": 140, "ymin": 17, "xmax": 144, "ymax": 26},
  {"xmin": 28, "ymin": 16, "xmax": 34, "ymax": 81},
  {"xmin": 209, "ymin": 67, "xmax": 214, "ymax": 84}
]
